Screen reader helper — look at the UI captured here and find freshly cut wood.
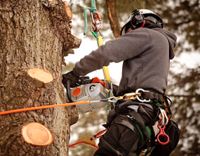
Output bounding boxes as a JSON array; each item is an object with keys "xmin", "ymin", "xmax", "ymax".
[
  {"xmin": 64, "ymin": 1, "xmax": 73, "ymax": 19},
  {"xmin": 27, "ymin": 68, "xmax": 53, "ymax": 83},
  {"xmin": 22, "ymin": 122, "xmax": 53, "ymax": 146}
]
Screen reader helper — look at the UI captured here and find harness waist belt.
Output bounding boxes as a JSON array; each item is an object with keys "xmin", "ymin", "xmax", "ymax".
[{"xmin": 118, "ymin": 88, "xmax": 165, "ymax": 103}]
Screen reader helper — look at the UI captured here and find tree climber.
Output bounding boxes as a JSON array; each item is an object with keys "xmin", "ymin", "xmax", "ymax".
[{"xmin": 62, "ymin": 9, "xmax": 179, "ymax": 156}]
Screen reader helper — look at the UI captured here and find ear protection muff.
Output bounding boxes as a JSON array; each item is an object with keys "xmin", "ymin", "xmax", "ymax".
[
  {"xmin": 121, "ymin": 9, "xmax": 163, "ymax": 35},
  {"xmin": 130, "ymin": 9, "xmax": 145, "ymax": 29}
]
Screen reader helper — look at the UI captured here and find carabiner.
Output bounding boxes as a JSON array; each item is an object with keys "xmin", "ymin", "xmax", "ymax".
[
  {"xmin": 136, "ymin": 88, "xmax": 151, "ymax": 103},
  {"xmin": 157, "ymin": 125, "xmax": 170, "ymax": 145},
  {"xmin": 91, "ymin": 12, "xmax": 102, "ymax": 32}
]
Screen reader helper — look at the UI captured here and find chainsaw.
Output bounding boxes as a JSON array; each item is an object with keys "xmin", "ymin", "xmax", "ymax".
[{"xmin": 66, "ymin": 76, "xmax": 111, "ymax": 113}]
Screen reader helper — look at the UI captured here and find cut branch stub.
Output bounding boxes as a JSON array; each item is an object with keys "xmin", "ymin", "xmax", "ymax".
[
  {"xmin": 22, "ymin": 122, "xmax": 53, "ymax": 146},
  {"xmin": 27, "ymin": 68, "xmax": 53, "ymax": 83}
]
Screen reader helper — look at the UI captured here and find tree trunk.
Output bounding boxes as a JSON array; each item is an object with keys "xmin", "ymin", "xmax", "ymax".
[
  {"xmin": 0, "ymin": 0, "xmax": 80, "ymax": 155},
  {"xmin": 106, "ymin": 0, "xmax": 121, "ymax": 38}
]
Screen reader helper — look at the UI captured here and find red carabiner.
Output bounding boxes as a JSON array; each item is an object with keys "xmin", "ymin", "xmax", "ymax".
[
  {"xmin": 91, "ymin": 12, "xmax": 102, "ymax": 32},
  {"xmin": 157, "ymin": 125, "xmax": 170, "ymax": 145}
]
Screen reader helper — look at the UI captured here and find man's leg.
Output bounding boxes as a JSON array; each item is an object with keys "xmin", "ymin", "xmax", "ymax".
[
  {"xmin": 94, "ymin": 115, "xmax": 140, "ymax": 156},
  {"xmin": 94, "ymin": 100, "xmax": 159, "ymax": 156}
]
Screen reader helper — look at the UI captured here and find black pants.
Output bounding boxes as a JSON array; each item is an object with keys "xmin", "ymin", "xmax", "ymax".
[
  {"xmin": 94, "ymin": 101, "xmax": 157, "ymax": 156},
  {"xmin": 94, "ymin": 117, "xmax": 140, "ymax": 156}
]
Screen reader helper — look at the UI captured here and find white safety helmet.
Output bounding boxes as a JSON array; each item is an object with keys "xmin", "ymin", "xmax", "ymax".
[{"xmin": 120, "ymin": 9, "xmax": 163, "ymax": 35}]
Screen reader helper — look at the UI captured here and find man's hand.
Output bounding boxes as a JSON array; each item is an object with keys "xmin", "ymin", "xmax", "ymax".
[{"xmin": 62, "ymin": 71, "xmax": 80, "ymax": 88}]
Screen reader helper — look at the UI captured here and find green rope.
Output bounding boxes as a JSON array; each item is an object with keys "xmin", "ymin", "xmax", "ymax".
[
  {"xmin": 90, "ymin": 0, "xmax": 96, "ymax": 12},
  {"xmin": 84, "ymin": 8, "xmax": 88, "ymax": 35},
  {"xmin": 145, "ymin": 126, "xmax": 152, "ymax": 139},
  {"xmin": 83, "ymin": 0, "xmax": 97, "ymax": 36},
  {"xmin": 91, "ymin": 31, "xmax": 98, "ymax": 39}
]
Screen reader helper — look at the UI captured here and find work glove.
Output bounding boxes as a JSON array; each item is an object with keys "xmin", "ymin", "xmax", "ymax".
[{"xmin": 62, "ymin": 71, "xmax": 80, "ymax": 88}]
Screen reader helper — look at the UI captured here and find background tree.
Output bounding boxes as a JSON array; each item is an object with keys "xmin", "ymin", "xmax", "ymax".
[
  {"xmin": 0, "ymin": 0, "xmax": 80, "ymax": 155},
  {"xmin": 105, "ymin": 0, "xmax": 120, "ymax": 38}
]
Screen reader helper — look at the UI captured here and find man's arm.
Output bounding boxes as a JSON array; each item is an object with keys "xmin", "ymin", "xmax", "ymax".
[{"xmin": 73, "ymin": 28, "xmax": 151, "ymax": 76}]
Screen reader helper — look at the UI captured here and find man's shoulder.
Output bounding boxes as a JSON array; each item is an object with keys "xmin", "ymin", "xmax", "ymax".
[
  {"xmin": 140, "ymin": 28, "xmax": 169, "ymax": 40},
  {"xmin": 129, "ymin": 28, "xmax": 161, "ymax": 37},
  {"xmin": 127, "ymin": 28, "xmax": 153, "ymax": 37},
  {"xmin": 133, "ymin": 27, "xmax": 162, "ymax": 34}
]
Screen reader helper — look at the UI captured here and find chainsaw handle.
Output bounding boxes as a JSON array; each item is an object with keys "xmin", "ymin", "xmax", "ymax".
[{"xmin": 66, "ymin": 80, "xmax": 73, "ymax": 102}]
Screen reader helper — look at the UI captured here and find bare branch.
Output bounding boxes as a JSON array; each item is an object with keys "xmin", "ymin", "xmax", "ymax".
[{"xmin": 106, "ymin": 0, "xmax": 121, "ymax": 38}]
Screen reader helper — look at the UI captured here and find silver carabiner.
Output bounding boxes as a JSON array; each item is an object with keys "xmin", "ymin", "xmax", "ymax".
[{"xmin": 136, "ymin": 88, "xmax": 151, "ymax": 103}]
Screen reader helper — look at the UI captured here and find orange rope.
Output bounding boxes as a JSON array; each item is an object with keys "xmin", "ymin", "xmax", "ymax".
[
  {"xmin": 68, "ymin": 140, "xmax": 98, "ymax": 149},
  {"xmin": 0, "ymin": 100, "xmax": 91, "ymax": 116},
  {"xmin": 68, "ymin": 129, "xmax": 106, "ymax": 149},
  {"xmin": 93, "ymin": 129, "xmax": 106, "ymax": 138}
]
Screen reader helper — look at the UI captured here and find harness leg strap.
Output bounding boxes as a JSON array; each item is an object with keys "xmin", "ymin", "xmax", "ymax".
[{"xmin": 95, "ymin": 114, "xmax": 147, "ymax": 156}]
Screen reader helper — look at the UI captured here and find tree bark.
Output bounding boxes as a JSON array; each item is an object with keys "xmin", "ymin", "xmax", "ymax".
[
  {"xmin": 0, "ymin": 0, "xmax": 80, "ymax": 155},
  {"xmin": 106, "ymin": 0, "xmax": 121, "ymax": 38}
]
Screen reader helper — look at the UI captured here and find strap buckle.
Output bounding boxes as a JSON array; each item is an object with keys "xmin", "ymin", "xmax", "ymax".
[{"xmin": 136, "ymin": 88, "xmax": 151, "ymax": 103}]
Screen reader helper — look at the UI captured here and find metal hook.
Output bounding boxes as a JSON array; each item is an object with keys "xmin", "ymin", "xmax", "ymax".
[{"xmin": 136, "ymin": 88, "xmax": 151, "ymax": 103}]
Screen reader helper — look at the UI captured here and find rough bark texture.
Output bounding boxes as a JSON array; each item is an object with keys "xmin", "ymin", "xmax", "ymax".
[
  {"xmin": 106, "ymin": 0, "xmax": 121, "ymax": 38},
  {"xmin": 0, "ymin": 0, "xmax": 80, "ymax": 155}
]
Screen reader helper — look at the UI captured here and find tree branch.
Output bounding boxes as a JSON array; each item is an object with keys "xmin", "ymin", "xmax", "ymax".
[{"xmin": 106, "ymin": 0, "xmax": 121, "ymax": 38}]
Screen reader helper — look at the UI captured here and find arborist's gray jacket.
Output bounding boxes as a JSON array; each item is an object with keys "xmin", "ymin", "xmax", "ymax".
[{"xmin": 72, "ymin": 28, "xmax": 177, "ymax": 94}]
